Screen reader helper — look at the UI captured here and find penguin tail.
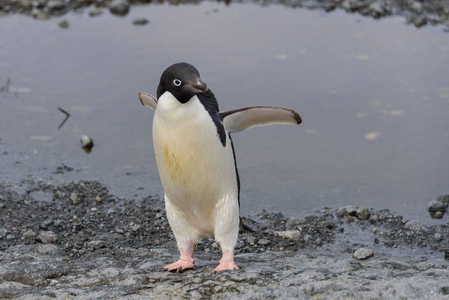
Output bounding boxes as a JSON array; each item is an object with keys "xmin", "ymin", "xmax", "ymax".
[{"xmin": 239, "ymin": 217, "xmax": 255, "ymax": 233}]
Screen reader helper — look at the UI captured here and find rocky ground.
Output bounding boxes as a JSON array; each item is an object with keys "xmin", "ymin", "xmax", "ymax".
[
  {"xmin": 1, "ymin": 179, "xmax": 448, "ymax": 299},
  {"xmin": 0, "ymin": 0, "xmax": 448, "ymax": 30}
]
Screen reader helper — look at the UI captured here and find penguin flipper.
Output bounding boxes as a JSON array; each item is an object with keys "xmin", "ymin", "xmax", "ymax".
[
  {"xmin": 220, "ymin": 106, "xmax": 302, "ymax": 133},
  {"xmin": 139, "ymin": 91, "xmax": 157, "ymax": 110}
]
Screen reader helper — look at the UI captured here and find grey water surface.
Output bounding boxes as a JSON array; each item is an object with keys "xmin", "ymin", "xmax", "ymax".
[{"xmin": 1, "ymin": 2, "xmax": 448, "ymax": 222}]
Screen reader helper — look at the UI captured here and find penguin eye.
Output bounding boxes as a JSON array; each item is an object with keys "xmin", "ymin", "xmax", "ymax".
[{"xmin": 173, "ymin": 79, "xmax": 182, "ymax": 87}]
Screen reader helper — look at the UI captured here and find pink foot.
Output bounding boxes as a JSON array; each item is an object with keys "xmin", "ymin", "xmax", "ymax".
[
  {"xmin": 164, "ymin": 258, "xmax": 194, "ymax": 272},
  {"xmin": 164, "ymin": 245, "xmax": 194, "ymax": 272},
  {"xmin": 213, "ymin": 251, "xmax": 238, "ymax": 273}
]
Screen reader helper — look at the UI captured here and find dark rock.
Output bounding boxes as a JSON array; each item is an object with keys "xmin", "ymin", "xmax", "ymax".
[
  {"xmin": 413, "ymin": 16, "xmax": 428, "ymax": 27},
  {"xmin": 437, "ymin": 195, "xmax": 449, "ymax": 204},
  {"xmin": 428, "ymin": 200, "xmax": 447, "ymax": 212},
  {"xmin": 58, "ymin": 20, "xmax": 69, "ymax": 28},
  {"xmin": 440, "ymin": 286, "xmax": 449, "ymax": 295},
  {"xmin": 109, "ymin": 0, "xmax": 130, "ymax": 16},
  {"xmin": 133, "ymin": 18, "xmax": 149, "ymax": 25}
]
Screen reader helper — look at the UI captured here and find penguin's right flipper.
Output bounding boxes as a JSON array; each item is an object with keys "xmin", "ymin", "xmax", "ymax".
[
  {"xmin": 220, "ymin": 106, "xmax": 302, "ymax": 133},
  {"xmin": 139, "ymin": 92, "xmax": 158, "ymax": 110}
]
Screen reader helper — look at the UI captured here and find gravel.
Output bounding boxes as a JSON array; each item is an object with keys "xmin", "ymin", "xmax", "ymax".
[{"xmin": 1, "ymin": 179, "xmax": 449, "ymax": 299}]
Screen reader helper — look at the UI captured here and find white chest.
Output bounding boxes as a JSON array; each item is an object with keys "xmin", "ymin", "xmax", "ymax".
[{"xmin": 152, "ymin": 93, "xmax": 238, "ymax": 214}]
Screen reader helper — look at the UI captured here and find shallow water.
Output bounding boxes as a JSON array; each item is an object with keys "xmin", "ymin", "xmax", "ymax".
[{"xmin": 1, "ymin": 3, "xmax": 448, "ymax": 222}]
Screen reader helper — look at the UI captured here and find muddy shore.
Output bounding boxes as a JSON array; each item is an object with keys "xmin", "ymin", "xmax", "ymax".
[
  {"xmin": 0, "ymin": 0, "xmax": 449, "ymax": 30},
  {"xmin": 1, "ymin": 179, "xmax": 448, "ymax": 299}
]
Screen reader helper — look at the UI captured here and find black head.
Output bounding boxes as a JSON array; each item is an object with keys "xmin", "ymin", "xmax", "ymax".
[{"xmin": 157, "ymin": 62, "xmax": 209, "ymax": 103}]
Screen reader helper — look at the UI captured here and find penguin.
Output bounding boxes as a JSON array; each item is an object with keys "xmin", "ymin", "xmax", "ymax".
[{"xmin": 139, "ymin": 62, "xmax": 301, "ymax": 272}]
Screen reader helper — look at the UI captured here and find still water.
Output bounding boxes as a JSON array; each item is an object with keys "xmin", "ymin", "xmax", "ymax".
[{"xmin": 1, "ymin": 3, "xmax": 448, "ymax": 222}]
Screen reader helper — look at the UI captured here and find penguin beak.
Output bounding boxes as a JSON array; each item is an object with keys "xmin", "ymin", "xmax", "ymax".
[{"xmin": 192, "ymin": 80, "xmax": 208, "ymax": 93}]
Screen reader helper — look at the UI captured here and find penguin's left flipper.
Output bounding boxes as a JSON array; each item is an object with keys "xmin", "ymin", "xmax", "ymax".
[
  {"xmin": 139, "ymin": 91, "xmax": 157, "ymax": 110},
  {"xmin": 220, "ymin": 106, "xmax": 302, "ymax": 133}
]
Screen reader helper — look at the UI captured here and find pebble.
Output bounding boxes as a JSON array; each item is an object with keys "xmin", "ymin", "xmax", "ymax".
[
  {"xmin": 38, "ymin": 230, "xmax": 58, "ymax": 244},
  {"xmin": 410, "ymin": 1, "xmax": 423, "ymax": 13},
  {"xmin": 88, "ymin": 5, "xmax": 102, "ymax": 17},
  {"xmin": 70, "ymin": 193, "xmax": 80, "ymax": 204},
  {"xmin": 257, "ymin": 238, "xmax": 270, "ymax": 246},
  {"xmin": 369, "ymin": 2, "xmax": 384, "ymax": 17},
  {"xmin": 433, "ymin": 211, "xmax": 444, "ymax": 219},
  {"xmin": 0, "ymin": 228, "xmax": 8, "ymax": 238},
  {"xmin": 404, "ymin": 221, "xmax": 428, "ymax": 233},
  {"xmin": 58, "ymin": 20, "xmax": 69, "ymax": 28},
  {"xmin": 133, "ymin": 18, "xmax": 149, "ymax": 25},
  {"xmin": 109, "ymin": 0, "xmax": 130, "ymax": 15},
  {"xmin": 434, "ymin": 233, "xmax": 442, "ymax": 242},
  {"xmin": 46, "ymin": 0, "xmax": 67, "ymax": 12},
  {"xmin": 428, "ymin": 200, "xmax": 447, "ymax": 212},
  {"xmin": 356, "ymin": 207, "xmax": 370, "ymax": 220},
  {"xmin": 273, "ymin": 230, "xmax": 301, "ymax": 239},
  {"xmin": 80, "ymin": 135, "xmax": 94, "ymax": 151},
  {"xmin": 88, "ymin": 240, "xmax": 106, "ymax": 249},
  {"xmin": 22, "ymin": 230, "xmax": 37, "ymax": 238},
  {"xmin": 413, "ymin": 16, "xmax": 427, "ymax": 27},
  {"xmin": 353, "ymin": 248, "xmax": 374, "ymax": 260}
]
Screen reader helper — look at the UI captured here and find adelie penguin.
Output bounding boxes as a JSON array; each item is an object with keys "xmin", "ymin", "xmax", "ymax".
[{"xmin": 139, "ymin": 62, "xmax": 301, "ymax": 272}]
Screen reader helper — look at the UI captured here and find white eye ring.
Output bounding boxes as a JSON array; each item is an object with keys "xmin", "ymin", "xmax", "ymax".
[{"xmin": 173, "ymin": 79, "xmax": 182, "ymax": 86}]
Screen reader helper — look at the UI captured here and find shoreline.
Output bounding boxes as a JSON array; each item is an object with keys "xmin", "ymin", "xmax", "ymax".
[
  {"xmin": 0, "ymin": 0, "xmax": 449, "ymax": 30},
  {"xmin": 1, "ymin": 179, "xmax": 448, "ymax": 299}
]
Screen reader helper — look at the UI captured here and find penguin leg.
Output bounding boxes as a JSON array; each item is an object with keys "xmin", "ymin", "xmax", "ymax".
[
  {"xmin": 212, "ymin": 195, "xmax": 240, "ymax": 272},
  {"xmin": 163, "ymin": 195, "xmax": 199, "ymax": 272}
]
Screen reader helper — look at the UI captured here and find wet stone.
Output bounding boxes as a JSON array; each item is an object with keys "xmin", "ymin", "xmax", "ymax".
[
  {"xmin": 356, "ymin": 207, "xmax": 370, "ymax": 220},
  {"xmin": 109, "ymin": 0, "xmax": 130, "ymax": 15},
  {"xmin": 58, "ymin": 20, "xmax": 69, "ymax": 28},
  {"xmin": 428, "ymin": 200, "xmax": 447, "ymax": 213},
  {"xmin": 133, "ymin": 18, "xmax": 149, "ymax": 25}
]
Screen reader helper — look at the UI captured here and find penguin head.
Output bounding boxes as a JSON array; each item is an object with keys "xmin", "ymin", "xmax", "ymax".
[{"xmin": 157, "ymin": 62, "xmax": 209, "ymax": 104}]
